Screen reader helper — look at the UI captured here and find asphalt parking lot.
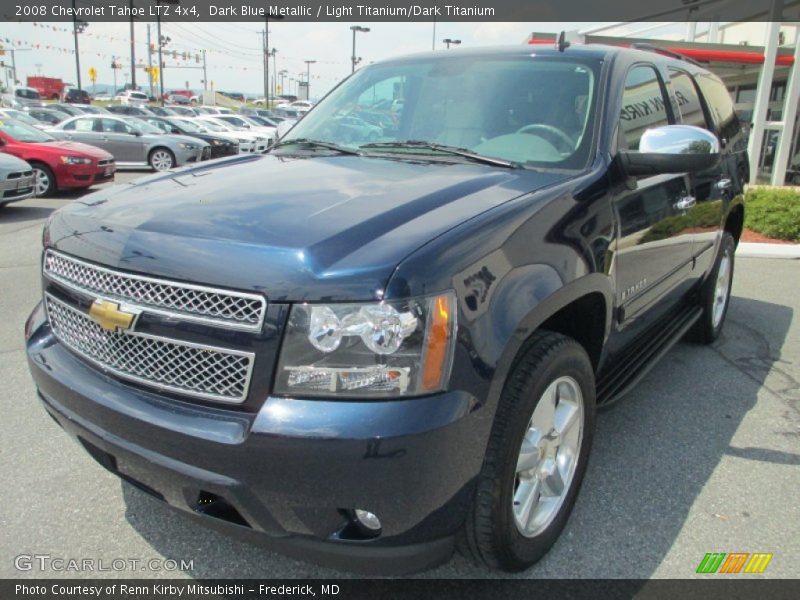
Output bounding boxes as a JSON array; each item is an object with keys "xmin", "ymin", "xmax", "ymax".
[{"xmin": 1, "ymin": 172, "xmax": 798, "ymax": 579}]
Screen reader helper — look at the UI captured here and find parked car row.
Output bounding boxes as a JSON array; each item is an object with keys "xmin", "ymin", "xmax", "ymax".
[
  {"xmin": 0, "ymin": 92, "xmax": 302, "ymax": 203},
  {"xmin": 0, "ymin": 119, "xmax": 114, "ymax": 199}
]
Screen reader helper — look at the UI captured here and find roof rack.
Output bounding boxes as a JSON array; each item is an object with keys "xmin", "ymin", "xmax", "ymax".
[{"xmin": 629, "ymin": 42, "xmax": 703, "ymax": 67}]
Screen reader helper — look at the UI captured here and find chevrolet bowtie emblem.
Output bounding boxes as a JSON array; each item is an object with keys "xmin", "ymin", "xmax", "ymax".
[{"xmin": 88, "ymin": 299, "xmax": 138, "ymax": 332}]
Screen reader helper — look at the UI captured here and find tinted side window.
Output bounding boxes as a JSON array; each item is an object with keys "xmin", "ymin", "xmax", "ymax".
[
  {"xmin": 619, "ymin": 65, "xmax": 670, "ymax": 150},
  {"xmin": 668, "ymin": 69, "xmax": 708, "ymax": 129},
  {"xmin": 695, "ymin": 73, "xmax": 740, "ymax": 141},
  {"xmin": 101, "ymin": 118, "xmax": 132, "ymax": 134}
]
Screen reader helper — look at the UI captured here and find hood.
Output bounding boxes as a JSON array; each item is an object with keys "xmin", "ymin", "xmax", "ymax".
[
  {"xmin": 39, "ymin": 140, "xmax": 114, "ymax": 160},
  {"xmin": 0, "ymin": 151, "xmax": 31, "ymax": 170},
  {"xmin": 46, "ymin": 153, "xmax": 564, "ymax": 301}
]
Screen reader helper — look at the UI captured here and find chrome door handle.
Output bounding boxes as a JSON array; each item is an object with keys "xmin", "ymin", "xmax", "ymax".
[
  {"xmin": 674, "ymin": 196, "xmax": 696, "ymax": 210},
  {"xmin": 717, "ymin": 178, "xmax": 732, "ymax": 190}
]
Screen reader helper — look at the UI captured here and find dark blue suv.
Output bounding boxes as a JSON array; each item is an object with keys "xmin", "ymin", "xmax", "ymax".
[{"xmin": 25, "ymin": 44, "xmax": 747, "ymax": 574}]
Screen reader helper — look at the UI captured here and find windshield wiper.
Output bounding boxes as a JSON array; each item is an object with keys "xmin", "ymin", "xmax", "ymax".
[
  {"xmin": 359, "ymin": 140, "xmax": 519, "ymax": 168},
  {"xmin": 270, "ymin": 138, "xmax": 362, "ymax": 155}
]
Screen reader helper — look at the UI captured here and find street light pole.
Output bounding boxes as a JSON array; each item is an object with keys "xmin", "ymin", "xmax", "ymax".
[
  {"xmin": 443, "ymin": 39, "xmax": 461, "ymax": 49},
  {"xmin": 350, "ymin": 25, "xmax": 370, "ymax": 73},
  {"xmin": 304, "ymin": 60, "xmax": 316, "ymax": 100},
  {"xmin": 129, "ymin": 0, "xmax": 136, "ymax": 89}
]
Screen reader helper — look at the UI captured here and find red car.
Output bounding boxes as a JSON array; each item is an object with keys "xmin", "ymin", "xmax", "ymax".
[{"xmin": 0, "ymin": 119, "xmax": 115, "ymax": 196}]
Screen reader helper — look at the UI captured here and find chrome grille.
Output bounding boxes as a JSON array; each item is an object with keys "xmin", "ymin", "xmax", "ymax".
[
  {"xmin": 45, "ymin": 294, "xmax": 254, "ymax": 403},
  {"xmin": 44, "ymin": 250, "xmax": 266, "ymax": 331}
]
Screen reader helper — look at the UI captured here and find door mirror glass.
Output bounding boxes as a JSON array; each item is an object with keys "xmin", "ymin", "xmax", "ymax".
[{"xmin": 618, "ymin": 125, "xmax": 720, "ymax": 176}]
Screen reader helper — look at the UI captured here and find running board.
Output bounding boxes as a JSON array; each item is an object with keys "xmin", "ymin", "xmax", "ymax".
[{"xmin": 597, "ymin": 304, "xmax": 702, "ymax": 408}]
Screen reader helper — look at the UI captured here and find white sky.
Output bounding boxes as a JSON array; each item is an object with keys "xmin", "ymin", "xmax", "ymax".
[{"xmin": 0, "ymin": 21, "xmax": 616, "ymax": 97}]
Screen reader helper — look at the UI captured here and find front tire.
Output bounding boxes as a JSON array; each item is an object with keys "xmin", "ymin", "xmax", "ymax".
[
  {"xmin": 149, "ymin": 148, "xmax": 175, "ymax": 171},
  {"xmin": 32, "ymin": 163, "xmax": 56, "ymax": 197},
  {"xmin": 462, "ymin": 331, "xmax": 596, "ymax": 572},
  {"xmin": 693, "ymin": 232, "xmax": 735, "ymax": 344}
]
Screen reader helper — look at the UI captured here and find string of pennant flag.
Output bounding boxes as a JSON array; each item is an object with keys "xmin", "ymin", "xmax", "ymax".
[{"xmin": 21, "ymin": 22, "xmax": 350, "ymax": 67}]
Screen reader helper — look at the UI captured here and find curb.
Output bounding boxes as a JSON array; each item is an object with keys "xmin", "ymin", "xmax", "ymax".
[{"xmin": 736, "ymin": 242, "xmax": 800, "ymax": 259}]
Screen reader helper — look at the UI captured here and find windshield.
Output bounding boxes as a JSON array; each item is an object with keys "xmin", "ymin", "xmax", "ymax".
[
  {"xmin": 284, "ymin": 55, "xmax": 598, "ymax": 168},
  {"xmin": 196, "ymin": 119, "xmax": 226, "ymax": 132},
  {"xmin": 2, "ymin": 110, "xmax": 40, "ymax": 126},
  {"xmin": 207, "ymin": 119, "xmax": 236, "ymax": 131},
  {"xmin": 170, "ymin": 118, "xmax": 202, "ymax": 133},
  {"xmin": 16, "ymin": 88, "xmax": 40, "ymax": 100},
  {"xmin": 0, "ymin": 118, "xmax": 55, "ymax": 142}
]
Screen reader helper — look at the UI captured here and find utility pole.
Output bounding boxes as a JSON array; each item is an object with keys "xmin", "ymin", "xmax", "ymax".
[
  {"xmin": 261, "ymin": 28, "xmax": 268, "ymax": 104},
  {"xmin": 202, "ymin": 50, "xmax": 207, "ymax": 93},
  {"xmin": 146, "ymin": 24, "xmax": 154, "ymax": 98},
  {"xmin": 432, "ymin": 17, "xmax": 436, "ymax": 51},
  {"xmin": 157, "ymin": 15, "xmax": 165, "ymax": 103},
  {"xmin": 10, "ymin": 49, "xmax": 18, "ymax": 86},
  {"xmin": 71, "ymin": 0, "xmax": 83, "ymax": 89},
  {"xmin": 129, "ymin": 0, "xmax": 136, "ymax": 89},
  {"xmin": 271, "ymin": 48, "xmax": 277, "ymax": 101},
  {"xmin": 263, "ymin": 19, "xmax": 270, "ymax": 108}
]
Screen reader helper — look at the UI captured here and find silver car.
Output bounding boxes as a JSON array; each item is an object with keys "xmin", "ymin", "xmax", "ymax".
[
  {"xmin": 0, "ymin": 153, "xmax": 34, "ymax": 207},
  {"xmin": 48, "ymin": 115, "xmax": 210, "ymax": 171}
]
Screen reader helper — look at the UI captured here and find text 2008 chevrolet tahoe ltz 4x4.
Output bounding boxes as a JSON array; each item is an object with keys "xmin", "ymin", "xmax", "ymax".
[{"xmin": 26, "ymin": 45, "xmax": 747, "ymax": 574}]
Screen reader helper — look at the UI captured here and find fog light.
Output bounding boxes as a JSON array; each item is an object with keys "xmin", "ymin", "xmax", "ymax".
[{"xmin": 353, "ymin": 509, "xmax": 381, "ymax": 535}]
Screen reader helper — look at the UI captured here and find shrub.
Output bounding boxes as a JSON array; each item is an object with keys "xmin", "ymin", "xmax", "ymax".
[{"xmin": 745, "ymin": 187, "xmax": 800, "ymax": 242}]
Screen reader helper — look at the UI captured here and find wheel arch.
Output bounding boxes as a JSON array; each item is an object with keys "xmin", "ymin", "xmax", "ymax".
[
  {"xmin": 724, "ymin": 200, "xmax": 744, "ymax": 246},
  {"xmin": 484, "ymin": 273, "xmax": 614, "ymax": 415}
]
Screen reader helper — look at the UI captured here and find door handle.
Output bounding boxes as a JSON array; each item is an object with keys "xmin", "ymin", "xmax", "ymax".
[
  {"xmin": 716, "ymin": 178, "xmax": 732, "ymax": 190},
  {"xmin": 674, "ymin": 196, "xmax": 696, "ymax": 211}
]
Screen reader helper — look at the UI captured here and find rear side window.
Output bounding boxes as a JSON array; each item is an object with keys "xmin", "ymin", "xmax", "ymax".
[
  {"xmin": 668, "ymin": 69, "xmax": 708, "ymax": 129},
  {"xmin": 74, "ymin": 118, "xmax": 95, "ymax": 132},
  {"xmin": 619, "ymin": 65, "xmax": 670, "ymax": 150},
  {"xmin": 694, "ymin": 73, "xmax": 740, "ymax": 141}
]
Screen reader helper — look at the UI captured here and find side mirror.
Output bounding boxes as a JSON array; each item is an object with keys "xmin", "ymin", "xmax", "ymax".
[
  {"xmin": 131, "ymin": 130, "xmax": 142, "ymax": 137},
  {"xmin": 171, "ymin": 127, "xmax": 181, "ymax": 134},
  {"xmin": 617, "ymin": 125, "xmax": 720, "ymax": 176}
]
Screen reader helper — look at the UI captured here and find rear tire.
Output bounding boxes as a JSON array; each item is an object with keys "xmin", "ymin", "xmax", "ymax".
[
  {"xmin": 692, "ymin": 232, "xmax": 735, "ymax": 344},
  {"xmin": 461, "ymin": 331, "xmax": 596, "ymax": 572},
  {"xmin": 31, "ymin": 163, "xmax": 56, "ymax": 197}
]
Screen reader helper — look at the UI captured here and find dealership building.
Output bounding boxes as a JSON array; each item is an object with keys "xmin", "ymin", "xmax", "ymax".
[{"xmin": 528, "ymin": 21, "xmax": 800, "ymax": 186}]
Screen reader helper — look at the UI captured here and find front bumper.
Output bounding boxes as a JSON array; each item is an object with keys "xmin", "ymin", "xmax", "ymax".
[
  {"xmin": 56, "ymin": 162, "xmax": 115, "ymax": 190},
  {"xmin": 0, "ymin": 173, "xmax": 34, "ymax": 204},
  {"xmin": 174, "ymin": 146, "xmax": 206, "ymax": 166},
  {"xmin": 25, "ymin": 302, "xmax": 484, "ymax": 574}
]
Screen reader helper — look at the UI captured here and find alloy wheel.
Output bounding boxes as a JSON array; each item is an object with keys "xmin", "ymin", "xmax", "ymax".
[
  {"xmin": 150, "ymin": 150, "xmax": 174, "ymax": 171},
  {"xmin": 33, "ymin": 167, "xmax": 50, "ymax": 197},
  {"xmin": 712, "ymin": 247, "xmax": 732, "ymax": 329},
  {"xmin": 513, "ymin": 375, "xmax": 584, "ymax": 537}
]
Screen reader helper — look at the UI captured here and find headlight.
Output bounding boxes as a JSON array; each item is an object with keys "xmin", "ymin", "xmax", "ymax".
[
  {"xmin": 275, "ymin": 292, "xmax": 457, "ymax": 398},
  {"xmin": 176, "ymin": 143, "xmax": 196, "ymax": 149},
  {"xmin": 60, "ymin": 156, "xmax": 91, "ymax": 165},
  {"xmin": 211, "ymin": 139, "xmax": 221, "ymax": 145}
]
